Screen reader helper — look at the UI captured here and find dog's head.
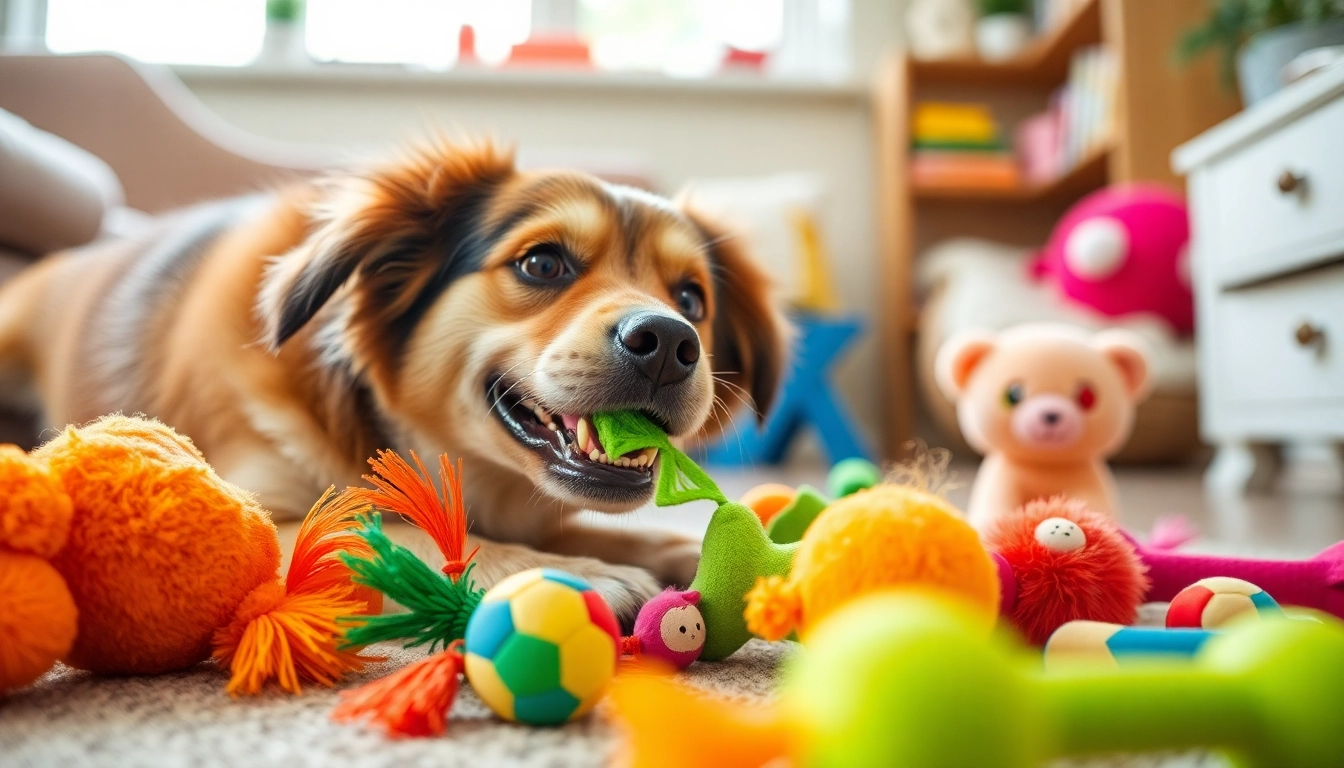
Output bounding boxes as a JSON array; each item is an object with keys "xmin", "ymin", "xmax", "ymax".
[{"xmin": 259, "ymin": 139, "xmax": 787, "ymax": 513}]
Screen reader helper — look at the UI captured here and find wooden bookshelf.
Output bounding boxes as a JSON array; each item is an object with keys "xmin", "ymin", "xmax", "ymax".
[
  {"xmin": 871, "ymin": 0, "xmax": 1240, "ymax": 460},
  {"xmin": 910, "ymin": 0, "xmax": 1102, "ymax": 87}
]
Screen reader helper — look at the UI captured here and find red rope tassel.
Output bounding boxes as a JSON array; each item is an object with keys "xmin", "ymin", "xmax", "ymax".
[{"xmin": 332, "ymin": 640, "xmax": 466, "ymax": 737}]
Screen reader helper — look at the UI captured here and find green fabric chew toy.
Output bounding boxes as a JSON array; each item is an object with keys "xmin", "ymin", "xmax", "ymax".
[{"xmin": 593, "ymin": 412, "xmax": 798, "ymax": 661}]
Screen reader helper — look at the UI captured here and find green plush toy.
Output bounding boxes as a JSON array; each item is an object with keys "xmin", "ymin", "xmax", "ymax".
[{"xmin": 593, "ymin": 412, "xmax": 799, "ymax": 661}]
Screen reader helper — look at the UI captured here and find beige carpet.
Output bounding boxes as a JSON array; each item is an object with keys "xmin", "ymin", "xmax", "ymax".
[
  {"xmin": 1, "ymin": 639, "xmax": 783, "ymax": 768},
  {"xmin": 1, "ymin": 610, "xmax": 1223, "ymax": 768}
]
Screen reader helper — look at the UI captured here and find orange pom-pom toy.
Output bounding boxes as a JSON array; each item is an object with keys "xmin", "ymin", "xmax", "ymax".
[
  {"xmin": 0, "ymin": 415, "xmax": 375, "ymax": 695},
  {"xmin": 743, "ymin": 483, "xmax": 1000, "ymax": 643}
]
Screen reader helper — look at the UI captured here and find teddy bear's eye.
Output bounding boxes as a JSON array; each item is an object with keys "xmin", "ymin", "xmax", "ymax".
[
  {"xmin": 1003, "ymin": 382, "xmax": 1025, "ymax": 407},
  {"xmin": 1076, "ymin": 383, "xmax": 1096, "ymax": 411}
]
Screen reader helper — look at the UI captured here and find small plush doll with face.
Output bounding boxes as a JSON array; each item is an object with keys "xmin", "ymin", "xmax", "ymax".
[
  {"xmin": 622, "ymin": 588, "xmax": 706, "ymax": 670},
  {"xmin": 936, "ymin": 323, "xmax": 1151, "ymax": 530}
]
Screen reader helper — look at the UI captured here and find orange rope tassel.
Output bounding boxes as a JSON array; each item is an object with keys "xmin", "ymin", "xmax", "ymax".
[
  {"xmin": 351, "ymin": 451, "xmax": 478, "ymax": 575},
  {"xmin": 214, "ymin": 487, "xmax": 379, "ymax": 695},
  {"xmin": 333, "ymin": 641, "xmax": 466, "ymax": 737}
]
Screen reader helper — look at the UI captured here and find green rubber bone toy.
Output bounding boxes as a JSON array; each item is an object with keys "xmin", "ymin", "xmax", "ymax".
[
  {"xmin": 612, "ymin": 592, "xmax": 1344, "ymax": 768},
  {"xmin": 593, "ymin": 411, "xmax": 800, "ymax": 661}
]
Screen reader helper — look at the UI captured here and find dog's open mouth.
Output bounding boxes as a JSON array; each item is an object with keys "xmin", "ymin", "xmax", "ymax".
[{"xmin": 486, "ymin": 376, "xmax": 659, "ymax": 503}]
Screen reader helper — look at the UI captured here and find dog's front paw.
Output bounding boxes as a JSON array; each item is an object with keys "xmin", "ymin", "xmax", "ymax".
[
  {"xmin": 577, "ymin": 562, "xmax": 662, "ymax": 633},
  {"xmin": 646, "ymin": 540, "xmax": 701, "ymax": 589}
]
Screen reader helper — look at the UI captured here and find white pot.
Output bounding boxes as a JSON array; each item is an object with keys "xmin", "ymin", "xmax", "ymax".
[
  {"xmin": 975, "ymin": 14, "xmax": 1032, "ymax": 61},
  {"xmin": 258, "ymin": 21, "xmax": 309, "ymax": 67}
]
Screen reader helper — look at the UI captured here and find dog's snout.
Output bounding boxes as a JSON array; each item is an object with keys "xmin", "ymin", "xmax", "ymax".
[{"xmin": 616, "ymin": 311, "xmax": 700, "ymax": 387}]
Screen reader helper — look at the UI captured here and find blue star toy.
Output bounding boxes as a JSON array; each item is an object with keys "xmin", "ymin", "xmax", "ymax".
[{"xmin": 701, "ymin": 312, "xmax": 874, "ymax": 466}]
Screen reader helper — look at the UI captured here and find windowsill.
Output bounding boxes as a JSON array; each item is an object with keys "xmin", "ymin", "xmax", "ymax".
[{"xmin": 170, "ymin": 61, "xmax": 867, "ymax": 101}]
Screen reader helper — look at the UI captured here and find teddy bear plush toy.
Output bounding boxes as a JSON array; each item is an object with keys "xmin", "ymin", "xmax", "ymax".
[{"xmin": 936, "ymin": 323, "xmax": 1151, "ymax": 529}]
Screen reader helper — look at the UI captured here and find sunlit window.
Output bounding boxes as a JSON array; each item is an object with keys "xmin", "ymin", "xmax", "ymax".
[
  {"xmin": 37, "ymin": 0, "xmax": 849, "ymax": 80},
  {"xmin": 45, "ymin": 0, "xmax": 267, "ymax": 67}
]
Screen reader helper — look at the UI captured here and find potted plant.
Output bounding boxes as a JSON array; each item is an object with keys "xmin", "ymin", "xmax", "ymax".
[
  {"xmin": 1180, "ymin": 0, "xmax": 1344, "ymax": 105},
  {"xmin": 975, "ymin": 0, "xmax": 1033, "ymax": 61},
  {"xmin": 260, "ymin": 0, "xmax": 308, "ymax": 67}
]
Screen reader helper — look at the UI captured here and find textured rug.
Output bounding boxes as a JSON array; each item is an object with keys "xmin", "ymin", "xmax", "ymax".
[
  {"xmin": 1, "ymin": 639, "xmax": 782, "ymax": 768},
  {"xmin": 1, "ymin": 610, "xmax": 1225, "ymax": 768}
]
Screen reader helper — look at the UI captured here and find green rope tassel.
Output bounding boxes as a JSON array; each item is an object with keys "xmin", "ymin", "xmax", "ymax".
[{"xmin": 339, "ymin": 513, "xmax": 485, "ymax": 652}]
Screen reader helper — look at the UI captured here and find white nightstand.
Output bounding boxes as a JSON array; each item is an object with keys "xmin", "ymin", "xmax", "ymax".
[{"xmin": 1174, "ymin": 63, "xmax": 1344, "ymax": 494}]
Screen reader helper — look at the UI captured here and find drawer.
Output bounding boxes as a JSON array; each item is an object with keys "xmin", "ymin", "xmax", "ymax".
[
  {"xmin": 1213, "ymin": 263, "xmax": 1344, "ymax": 407},
  {"xmin": 1206, "ymin": 94, "xmax": 1344, "ymax": 288}
]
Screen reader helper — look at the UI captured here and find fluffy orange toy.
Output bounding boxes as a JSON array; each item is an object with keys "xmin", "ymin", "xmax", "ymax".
[
  {"xmin": 743, "ymin": 483, "xmax": 1000, "ymax": 642},
  {"xmin": 0, "ymin": 414, "xmax": 377, "ymax": 695}
]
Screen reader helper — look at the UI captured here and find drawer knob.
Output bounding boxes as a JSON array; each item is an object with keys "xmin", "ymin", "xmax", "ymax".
[
  {"xmin": 1277, "ymin": 170, "xmax": 1305, "ymax": 194},
  {"xmin": 1295, "ymin": 321, "xmax": 1325, "ymax": 348}
]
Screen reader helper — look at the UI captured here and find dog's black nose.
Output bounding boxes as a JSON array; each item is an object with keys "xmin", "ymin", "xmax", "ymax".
[
  {"xmin": 1043, "ymin": 411, "xmax": 1060, "ymax": 425},
  {"xmin": 616, "ymin": 311, "xmax": 700, "ymax": 387}
]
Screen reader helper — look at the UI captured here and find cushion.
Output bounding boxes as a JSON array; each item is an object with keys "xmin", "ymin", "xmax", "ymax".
[{"xmin": 0, "ymin": 108, "xmax": 123, "ymax": 256}]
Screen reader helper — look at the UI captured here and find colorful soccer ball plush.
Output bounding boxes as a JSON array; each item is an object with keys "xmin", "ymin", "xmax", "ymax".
[
  {"xmin": 463, "ymin": 568, "xmax": 621, "ymax": 725},
  {"xmin": 1166, "ymin": 577, "xmax": 1282, "ymax": 629}
]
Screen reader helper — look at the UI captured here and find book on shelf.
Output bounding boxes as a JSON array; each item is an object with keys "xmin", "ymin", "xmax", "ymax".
[
  {"xmin": 911, "ymin": 100, "xmax": 1019, "ymax": 190},
  {"xmin": 1015, "ymin": 44, "xmax": 1116, "ymax": 184},
  {"xmin": 911, "ymin": 152, "xmax": 1020, "ymax": 190}
]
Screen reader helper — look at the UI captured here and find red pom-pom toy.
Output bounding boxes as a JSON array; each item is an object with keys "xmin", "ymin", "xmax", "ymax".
[{"xmin": 985, "ymin": 496, "xmax": 1149, "ymax": 645}]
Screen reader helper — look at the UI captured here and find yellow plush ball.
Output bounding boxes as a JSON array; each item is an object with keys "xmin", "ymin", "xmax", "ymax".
[
  {"xmin": 34, "ymin": 415, "xmax": 281, "ymax": 675},
  {"xmin": 745, "ymin": 484, "xmax": 1000, "ymax": 642}
]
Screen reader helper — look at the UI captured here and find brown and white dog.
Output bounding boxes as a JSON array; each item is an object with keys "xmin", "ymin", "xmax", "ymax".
[{"xmin": 0, "ymin": 139, "xmax": 788, "ymax": 623}]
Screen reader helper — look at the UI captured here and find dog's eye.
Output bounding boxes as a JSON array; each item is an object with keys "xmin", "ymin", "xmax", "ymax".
[
  {"xmin": 1003, "ymin": 382, "xmax": 1025, "ymax": 407},
  {"xmin": 515, "ymin": 248, "xmax": 568, "ymax": 283},
  {"xmin": 674, "ymin": 284, "xmax": 706, "ymax": 323}
]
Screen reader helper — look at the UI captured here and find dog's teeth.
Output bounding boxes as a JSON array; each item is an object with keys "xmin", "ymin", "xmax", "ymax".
[
  {"xmin": 640, "ymin": 448, "xmax": 658, "ymax": 465},
  {"xmin": 618, "ymin": 457, "xmax": 631, "ymax": 468},
  {"xmin": 589, "ymin": 448, "xmax": 601, "ymax": 462},
  {"xmin": 576, "ymin": 418, "xmax": 590, "ymax": 453},
  {"xmin": 633, "ymin": 455, "xmax": 647, "ymax": 468},
  {"xmin": 520, "ymin": 399, "xmax": 536, "ymax": 410},
  {"xmin": 548, "ymin": 422, "xmax": 558, "ymax": 431}
]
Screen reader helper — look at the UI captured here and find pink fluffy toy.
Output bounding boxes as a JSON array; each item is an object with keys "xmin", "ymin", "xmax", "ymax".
[
  {"xmin": 1032, "ymin": 184, "xmax": 1193, "ymax": 335},
  {"xmin": 620, "ymin": 589, "xmax": 705, "ymax": 670}
]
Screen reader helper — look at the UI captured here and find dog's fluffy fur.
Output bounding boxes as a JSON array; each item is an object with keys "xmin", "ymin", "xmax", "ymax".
[{"xmin": 0, "ymin": 139, "xmax": 788, "ymax": 623}]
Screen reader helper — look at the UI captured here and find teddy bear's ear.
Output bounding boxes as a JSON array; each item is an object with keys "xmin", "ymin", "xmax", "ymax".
[
  {"xmin": 936, "ymin": 329, "xmax": 998, "ymax": 399},
  {"xmin": 1092, "ymin": 329, "xmax": 1152, "ymax": 401}
]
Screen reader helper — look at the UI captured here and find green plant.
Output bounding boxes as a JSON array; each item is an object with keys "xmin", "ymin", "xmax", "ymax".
[
  {"xmin": 978, "ymin": 0, "xmax": 1030, "ymax": 16},
  {"xmin": 1179, "ymin": 0, "xmax": 1344, "ymax": 82},
  {"xmin": 266, "ymin": 0, "xmax": 303, "ymax": 23}
]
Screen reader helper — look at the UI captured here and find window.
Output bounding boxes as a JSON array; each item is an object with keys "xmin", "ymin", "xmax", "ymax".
[
  {"xmin": 23, "ymin": 0, "xmax": 850, "ymax": 81},
  {"xmin": 45, "ymin": 0, "xmax": 267, "ymax": 67}
]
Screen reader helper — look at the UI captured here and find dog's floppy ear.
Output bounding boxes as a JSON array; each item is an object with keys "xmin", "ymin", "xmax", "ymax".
[
  {"xmin": 681, "ymin": 207, "xmax": 790, "ymax": 428},
  {"xmin": 258, "ymin": 138, "xmax": 516, "ymax": 349}
]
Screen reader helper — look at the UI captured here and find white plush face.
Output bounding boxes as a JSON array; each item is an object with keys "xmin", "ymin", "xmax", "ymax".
[
  {"xmin": 1034, "ymin": 517, "xmax": 1086, "ymax": 552},
  {"xmin": 659, "ymin": 604, "xmax": 705, "ymax": 653},
  {"xmin": 1065, "ymin": 216, "xmax": 1129, "ymax": 281}
]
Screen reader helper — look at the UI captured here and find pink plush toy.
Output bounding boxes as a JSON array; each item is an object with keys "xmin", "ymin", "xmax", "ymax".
[
  {"xmin": 621, "ymin": 588, "xmax": 705, "ymax": 669},
  {"xmin": 937, "ymin": 323, "xmax": 1151, "ymax": 530},
  {"xmin": 1125, "ymin": 534, "xmax": 1344, "ymax": 620},
  {"xmin": 1033, "ymin": 184, "xmax": 1193, "ymax": 336}
]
